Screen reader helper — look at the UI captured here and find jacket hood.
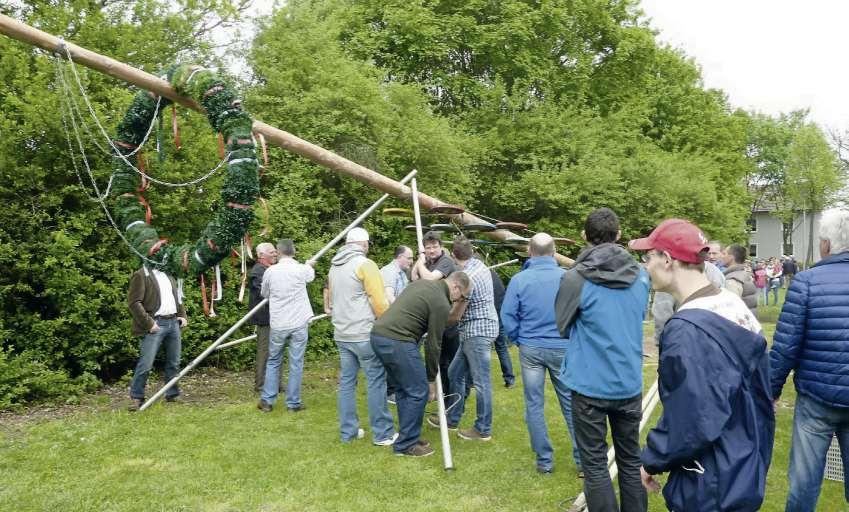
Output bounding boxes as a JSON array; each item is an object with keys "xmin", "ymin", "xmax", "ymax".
[
  {"xmin": 677, "ymin": 308, "xmax": 766, "ymax": 373},
  {"xmin": 574, "ymin": 243, "xmax": 640, "ymax": 289},
  {"xmin": 331, "ymin": 244, "xmax": 366, "ymax": 266}
]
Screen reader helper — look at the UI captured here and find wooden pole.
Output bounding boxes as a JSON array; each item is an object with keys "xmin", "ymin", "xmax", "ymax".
[{"xmin": 0, "ymin": 13, "xmax": 528, "ymax": 242}]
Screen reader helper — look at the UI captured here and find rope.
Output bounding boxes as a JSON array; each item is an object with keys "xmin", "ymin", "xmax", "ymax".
[{"xmin": 56, "ymin": 49, "xmax": 231, "ymax": 188}]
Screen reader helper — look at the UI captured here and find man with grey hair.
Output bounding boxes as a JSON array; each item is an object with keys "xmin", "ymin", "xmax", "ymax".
[
  {"xmin": 249, "ymin": 242, "xmax": 278, "ymax": 392},
  {"xmin": 770, "ymin": 208, "xmax": 849, "ymax": 511},
  {"xmin": 501, "ymin": 233, "xmax": 582, "ymax": 475},
  {"xmin": 257, "ymin": 239, "xmax": 315, "ymax": 413},
  {"xmin": 380, "ymin": 245, "xmax": 413, "ymax": 304}
]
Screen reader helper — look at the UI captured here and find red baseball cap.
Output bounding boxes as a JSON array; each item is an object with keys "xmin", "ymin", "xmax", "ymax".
[{"xmin": 628, "ymin": 219, "xmax": 710, "ymax": 264}]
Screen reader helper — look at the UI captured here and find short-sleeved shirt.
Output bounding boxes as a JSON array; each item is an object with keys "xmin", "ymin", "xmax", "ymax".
[
  {"xmin": 426, "ymin": 250, "xmax": 456, "ymax": 278},
  {"xmin": 380, "ymin": 260, "xmax": 409, "ymax": 299},
  {"xmin": 458, "ymin": 258, "xmax": 499, "ymax": 342}
]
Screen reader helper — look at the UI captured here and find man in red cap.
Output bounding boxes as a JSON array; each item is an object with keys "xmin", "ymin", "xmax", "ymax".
[{"xmin": 630, "ymin": 219, "xmax": 774, "ymax": 512}]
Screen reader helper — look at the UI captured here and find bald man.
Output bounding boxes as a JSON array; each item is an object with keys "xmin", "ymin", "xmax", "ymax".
[{"xmin": 501, "ymin": 233, "xmax": 582, "ymax": 475}]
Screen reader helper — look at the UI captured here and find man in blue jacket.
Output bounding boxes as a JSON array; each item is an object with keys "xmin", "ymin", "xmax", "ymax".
[
  {"xmin": 502, "ymin": 233, "xmax": 581, "ymax": 476},
  {"xmin": 631, "ymin": 218, "xmax": 774, "ymax": 512},
  {"xmin": 770, "ymin": 208, "xmax": 849, "ymax": 511},
  {"xmin": 555, "ymin": 208, "xmax": 650, "ymax": 512}
]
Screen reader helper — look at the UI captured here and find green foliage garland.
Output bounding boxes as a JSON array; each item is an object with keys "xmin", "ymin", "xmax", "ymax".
[{"xmin": 110, "ymin": 64, "xmax": 259, "ymax": 278}]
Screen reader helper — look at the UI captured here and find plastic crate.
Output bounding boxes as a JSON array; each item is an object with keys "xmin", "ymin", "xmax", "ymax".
[{"xmin": 826, "ymin": 435, "xmax": 844, "ymax": 483}]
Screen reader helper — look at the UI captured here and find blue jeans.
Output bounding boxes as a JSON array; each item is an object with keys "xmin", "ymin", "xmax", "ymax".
[
  {"xmin": 447, "ymin": 336, "xmax": 494, "ymax": 436},
  {"xmin": 130, "ymin": 317, "xmax": 181, "ymax": 399},
  {"xmin": 336, "ymin": 341, "xmax": 395, "ymax": 443},
  {"xmin": 261, "ymin": 324, "xmax": 308, "ymax": 409},
  {"xmin": 519, "ymin": 345, "xmax": 581, "ymax": 471},
  {"xmin": 786, "ymin": 393, "xmax": 849, "ymax": 511},
  {"xmin": 494, "ymin": 324, "xmax": 515, "ymax": 386},
  {"xmin": 370, "ymin": 334, "xmax": 428, "ymax": 453}
]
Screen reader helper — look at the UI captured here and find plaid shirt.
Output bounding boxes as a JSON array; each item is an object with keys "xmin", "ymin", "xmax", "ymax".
[{"xmin": 458, "ymin": 258, "xmax": 499, "ymax": 342}]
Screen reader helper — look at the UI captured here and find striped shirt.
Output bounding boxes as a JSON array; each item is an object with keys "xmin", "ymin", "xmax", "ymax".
[
  {"xmin": 458, "ymin": 258, "xmax": 499, "ymax": 342},
  {"xmin": 261, "ymin": 257, "xmax": 315, "ymax": 331}
]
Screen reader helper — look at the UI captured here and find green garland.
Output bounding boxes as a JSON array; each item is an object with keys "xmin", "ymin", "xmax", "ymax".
[{"xmin": 109, "ymin": 64, "xmax": 260, "ymax": 278}]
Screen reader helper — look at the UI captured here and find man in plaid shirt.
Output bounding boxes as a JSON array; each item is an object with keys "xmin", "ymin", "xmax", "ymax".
[{"xmin": 434, "ymin": 236, "xmax": 499, "ymax": 441}]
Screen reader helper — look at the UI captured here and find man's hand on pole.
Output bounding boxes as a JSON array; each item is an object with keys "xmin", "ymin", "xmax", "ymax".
[{"xmin": 428, "ymin": 381, "xmax": 436, "ymax": 402}]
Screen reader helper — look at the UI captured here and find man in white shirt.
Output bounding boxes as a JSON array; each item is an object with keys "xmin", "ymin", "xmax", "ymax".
[
  {"xmin": 127, "ymin": 265, "xmax": 188, "ymax": 411},
  {"xmin": 257, "ymin": 239, "xmax": 316, "ymax": 413}
]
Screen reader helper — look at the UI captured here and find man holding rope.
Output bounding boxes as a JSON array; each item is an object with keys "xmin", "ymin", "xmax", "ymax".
[{"xmin": 370, "ymin": 272, "xmax": 472, "ymax": 456}]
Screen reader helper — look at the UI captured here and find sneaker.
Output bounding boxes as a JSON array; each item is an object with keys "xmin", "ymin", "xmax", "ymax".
[
  {"xmin": 536, "ymin": 465, "xmax": 553, "ymax": 475},
  {"xmin": 504, "ymin": 381, "xmax": 516, "ymax": 389},
  {"xmin": 426, "ymin": 414, "xmax": 457, "ymax": 430},
  {"xmin": 287, "ymin": 404, "xmax": 306, "ymax": 412},
  {"xmin": 374, "ymin": 432, "xmax": 399, "ymax": 446},
  {"xmin": 257, "ymin": 400, "xmax": 272, "ymax": 413},
  {"xmin": 164, "ymin": 395, "xmax": 179, "ymax": 403},
  {"xmin": 357, "ymin": 428, "xmax": 365, "ymax": 439},
  {"xmin": 458, "ymin": 427, "xmax": 491, "ymax": 441},
  {"xmin": 395, "ymin": 443, "xmax": 435, "ymax": 457},
  {"xmin": 387, "ymin": 393, "xmax": 397, "ymax": 405},
  {"xmin": 416, "ymin": 439, "xmax": 432, "ymax": 448},
  {"xmin": 128, "ymin": 398, "xmax": 143, "ymax": 412}
]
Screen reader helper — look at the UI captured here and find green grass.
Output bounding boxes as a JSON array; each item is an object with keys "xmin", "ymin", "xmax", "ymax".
[{"xmin": 1, "ymin": 308, "xmax": 845, "ymax": 511}]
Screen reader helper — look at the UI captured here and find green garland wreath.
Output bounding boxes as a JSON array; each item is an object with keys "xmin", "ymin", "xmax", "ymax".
[{"xmin": 109, "ymin": 64, "xmax": 260, "ymax": 278}]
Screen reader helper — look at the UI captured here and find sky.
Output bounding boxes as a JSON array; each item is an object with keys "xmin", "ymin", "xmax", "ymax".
[{"xmin": 639, "ymin": 0, "xmax": 849, "ymax": 136}]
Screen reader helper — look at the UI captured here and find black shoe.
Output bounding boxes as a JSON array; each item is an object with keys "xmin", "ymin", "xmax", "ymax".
[
  {"xmin": 536, "ymin": 465, "xmax": 553, "ymax": 475},
  {"xmin": 504, "ymin": 381, "xmax": 516, "ymax": 389},
  {"xmin": 128, "ymin": 398, "xmax": 143, "ymax": 412},
  {"xmin": 287, "ymin": 404, "xmax": 306, "ymax": 412},
  {"xmin": 257, "ymin": 399, "xmax": 272, "ymax": 412},
  {"xmin": 164, "ymin": 395, "xmax": 179, "ymax": 403},
  {"xmin": 395, "ymin": 443, "xmax": 435, "ymax": 457}
]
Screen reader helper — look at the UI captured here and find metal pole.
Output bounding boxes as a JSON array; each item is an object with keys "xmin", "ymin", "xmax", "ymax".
[
  {"xmin": 139, "ymin": 298, "xmax": 269, "ymax": 411},
  {"xmin": 487, "ymin": 258, "xmax": 519, "ymax": 270},
  {"xmin": 139, "ymin": 171, "xmax": 404, "ymax": 411},
  {"xmin": 412, "ymin": 176, "xmax": 454, "ymax": 470},
  {"xmin": 306, "ymin": 169, "xmax": 417, "ymax": 265},
  {"xmin": 569, "ymin": 379, "xmax": 660, "ymax": 511},
  {"xmin": 214, "ymin": 313, "xmax": 329, "ymax": 351}
]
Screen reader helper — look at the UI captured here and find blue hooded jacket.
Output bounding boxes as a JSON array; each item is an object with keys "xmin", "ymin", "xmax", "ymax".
[
  {"xmin": 554, "ymin": 243, "xmax": 650, "ymax": 400},
  {"xmin": 642, "ymin": 308, "xmax": 775, "ymax": 512},
  {"xmin": 770, "ymin": 251, "xmax": 849, "ymax": 407}
]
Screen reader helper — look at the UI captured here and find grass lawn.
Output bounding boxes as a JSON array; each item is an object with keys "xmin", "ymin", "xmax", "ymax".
[{"xmin": 1, "ymin": 294, "xmax": 846, "ymax": 511}]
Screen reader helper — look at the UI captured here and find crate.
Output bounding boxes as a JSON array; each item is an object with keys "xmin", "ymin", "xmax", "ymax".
[{"xmin": 825, "ymin": 435, "xmax": 844, "ymax": 483}]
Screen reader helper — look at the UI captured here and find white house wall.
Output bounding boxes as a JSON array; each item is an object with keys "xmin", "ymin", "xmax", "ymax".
[{"xmin": 747, "ymin": 211, "xmax": 822, "ymax": 265}]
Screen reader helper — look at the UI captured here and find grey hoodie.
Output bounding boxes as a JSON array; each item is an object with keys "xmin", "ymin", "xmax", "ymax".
[{"xmin": 329, "ymin": 244, "xmax": 381, "ymax": 342}]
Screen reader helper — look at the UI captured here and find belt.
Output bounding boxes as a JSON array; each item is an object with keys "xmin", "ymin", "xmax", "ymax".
[{"xmin": 155, "ymin": 314, "xmax": 177, "ymax": 320}]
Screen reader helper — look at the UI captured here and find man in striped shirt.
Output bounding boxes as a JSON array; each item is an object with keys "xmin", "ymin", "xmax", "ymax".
[{"xmin": 431, "ymin": 236, "xmax": 499, "ymax": 441}]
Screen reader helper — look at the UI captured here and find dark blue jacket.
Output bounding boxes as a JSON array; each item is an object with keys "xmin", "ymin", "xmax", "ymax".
[
  {"xmin": 770, "ymin": 251, "xmax": 849, "ymax": 407},
  {"xmin": 642, "ymin": 308, "xmax": 774, "ymax": 512},
  {"xmin": 501, "ymin": 256, "xmax": 567, "ymax": 349},
  {"xmin": 554, "ymin": 243, "xmax": 650, "ymax": 400}
]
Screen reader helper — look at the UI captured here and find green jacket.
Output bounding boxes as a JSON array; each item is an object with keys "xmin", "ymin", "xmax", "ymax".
[{"xmin": 127, "ymin": 266, "xmax": 187, "ymax": 337}]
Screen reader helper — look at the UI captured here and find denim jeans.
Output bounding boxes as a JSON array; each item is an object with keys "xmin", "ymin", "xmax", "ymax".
[
  {"xmin": 261, "ymin": 324, "xmax": 308, "ymax": 409},
  {"xmin": 493, "ymin": 323, "xmax": 515, "ymax": 386},
  {"xmin": 130, "ymin": 317, "xmax": 181, "ymax": 399},
  {"xmin": 572, "ymin": 391, "xmax": 646, "ymax": 512},
  {"xmin": 439, "ymin": 325, "xmax": 460, "ymax": 397},
  {"xmin": 447, "ymin": 336, "xmax": 494, "ymax": 436},
  {"xmin": 519, "ymin": 345, "xmax": 581, "ymax": 471},
  {"xmin": 336, "ymin": 341, "xmax": 395, "ymax": 443},
  {"xmin": 370, "ymin": 334, "xmax": 428, "ymax": 453},
  {"xmin": 785, "ymin": 393, "xmax": 849, "ymax": 511}
]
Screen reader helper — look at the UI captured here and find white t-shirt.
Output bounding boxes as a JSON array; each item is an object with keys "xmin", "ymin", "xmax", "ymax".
[{"xmin": 678, "ymin": 288, "xmax": 762, "ymax": 334}]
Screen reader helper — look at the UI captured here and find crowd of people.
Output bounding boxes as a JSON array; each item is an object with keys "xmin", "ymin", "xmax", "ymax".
[{"xmin": 124, "ymin": 206, "xmax": 849, "ymax": 512}]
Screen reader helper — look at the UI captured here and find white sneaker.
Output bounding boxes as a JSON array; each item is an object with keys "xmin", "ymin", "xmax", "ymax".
[
  {"xmin": 357, "ymin": 428, "xmax": 365, "ymax": 440},
  {"xmin": 373, "ymin": 432, "xmax": 399, "ymax": 446}
]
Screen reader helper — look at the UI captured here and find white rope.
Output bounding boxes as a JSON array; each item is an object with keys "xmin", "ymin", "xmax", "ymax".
[{"xmin": 57, "ymin": 49, "xmax": 232, "ymax": 188}]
